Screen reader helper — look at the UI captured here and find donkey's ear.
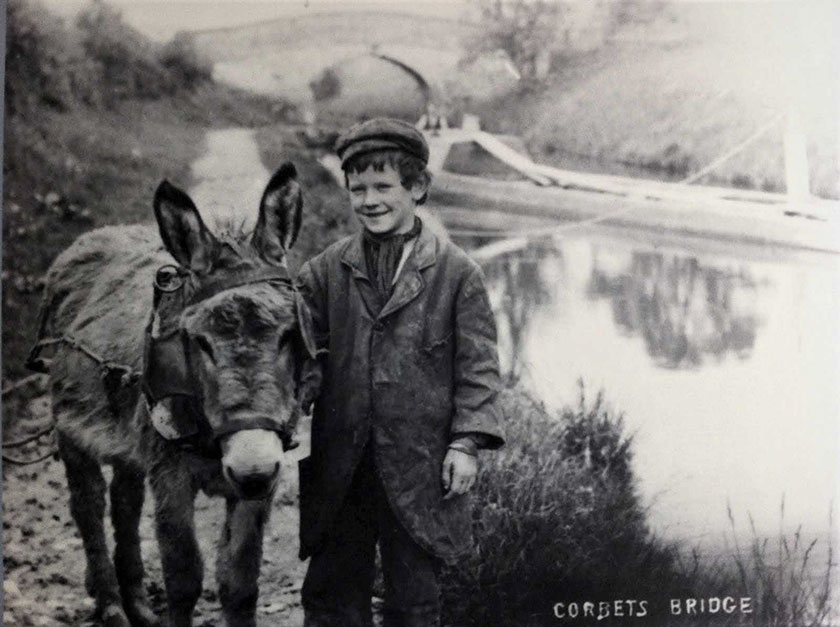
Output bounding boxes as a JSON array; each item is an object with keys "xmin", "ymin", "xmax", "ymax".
[
  {"xmin": 153, "ymin": 180, "xmax": 217, "ymax": 273},
  {"xmin": 251, "ymin": 163, "xmax": 303, "ymax": 265}
]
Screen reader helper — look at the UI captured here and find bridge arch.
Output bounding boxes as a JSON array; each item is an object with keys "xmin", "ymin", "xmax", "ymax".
[{"xmin": 188, "ymin": 10, "xmax": 513, "ymax": 119}]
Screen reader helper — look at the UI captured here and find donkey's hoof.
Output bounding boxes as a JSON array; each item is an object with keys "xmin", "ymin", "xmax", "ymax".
[
  {"xmin": 222, "ymin": 613, "xmax": 257, "ymax": 627},
  {"xmin": 100, "ymin": 603, "xmax": 132, "ymax": 627},
  {"xmin": 126, "ymin": 600, "xmax": 162, "ymax": 627}
]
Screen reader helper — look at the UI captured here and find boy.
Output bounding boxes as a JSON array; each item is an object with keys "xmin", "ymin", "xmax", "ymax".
[{"xmin": 297, "ymin": 118, "xmax": 504, "ymax": 627}]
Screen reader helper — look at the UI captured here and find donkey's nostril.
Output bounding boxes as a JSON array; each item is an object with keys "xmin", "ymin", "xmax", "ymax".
[
  {"xmin": 224, "ymin": 462, "xmax": 280, "ymax": 500},
  {"xmin": 238, "ymin": 477, "xmax": 274, "ymax": 500}
]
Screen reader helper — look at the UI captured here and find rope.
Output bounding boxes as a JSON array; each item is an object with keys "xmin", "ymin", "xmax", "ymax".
[
  {"xmin": 3, "ymin": 449, "xmax": 57, "ymax": 466},
  {"xmin": 1, "ymin": 367, "xmax": 55, "ymax": 463},
  {"xmin": 28, "ymin": 335, "xmax": 142, "ymax": 383},
  {"xmin": 3, "ymin": 424, "xmax": 55, "ymax": 448},
  {"xmin": 1, "ymin": 374, "xmax": 46, "ymax": 398},
  {"xmin": 3, "ymin": 421, "xmax": 58, "ymax": 466},
  {"xmin": 678, "ymin": 114, "xmax": 783, "ymax": 185},
  {"xmin": 3, "ymin": 335, "xmax": 140, "ymax": 466},
  {"xmin": 452, "ymin": 198, "xmax": 643, "ymax": 240},
  {"xmin": 448, "ymin": 114, "xmax": 785, "ymax": 241}
]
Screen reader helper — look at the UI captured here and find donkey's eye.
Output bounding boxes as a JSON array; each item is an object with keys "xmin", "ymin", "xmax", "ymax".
[
  {"xmin": 154, "ymin": 264, "xmax": 183, "ymax": 292},
  {"xmin": 195, "ymin": 336, "xmax": 216, "ymax": 363}
]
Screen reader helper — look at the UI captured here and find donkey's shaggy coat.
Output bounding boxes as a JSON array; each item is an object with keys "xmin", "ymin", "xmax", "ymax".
[{"xmin": 37, "ymin": 165, "xmax": 307, "ymax": 627}]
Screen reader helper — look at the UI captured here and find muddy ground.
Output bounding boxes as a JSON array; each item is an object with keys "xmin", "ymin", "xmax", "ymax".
[{"xmin": 2, "ymin": 388, "xmax": 310, "ymax": 627}]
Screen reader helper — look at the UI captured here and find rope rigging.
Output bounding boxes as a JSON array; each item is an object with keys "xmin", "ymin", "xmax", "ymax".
[
  {"xmin": 3, "ymin": 335, "xmax": 142, "ymax": 466},
  {"xmin": 447, "ymin": 114, "xmax": 785, "ymax": 240}
]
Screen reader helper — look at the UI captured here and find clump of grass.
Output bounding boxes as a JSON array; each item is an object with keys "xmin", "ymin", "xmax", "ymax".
[
  {"xmin": 441, "ymin": 384, "xmax": 683, "ymax": 626},
  {"xmin": 721, "ymin": 499, "xmax": 834, "ymax": 627}
]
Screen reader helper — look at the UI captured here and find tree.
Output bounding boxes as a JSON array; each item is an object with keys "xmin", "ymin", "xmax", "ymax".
[{"xmin": 466, "ymin": 0, "xmax": 562, "ymax": 83}]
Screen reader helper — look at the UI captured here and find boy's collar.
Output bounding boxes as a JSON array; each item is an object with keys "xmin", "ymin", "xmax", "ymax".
[{"xmin": 341, "ymin": 222, "xmax": 437, "ymax": 280}]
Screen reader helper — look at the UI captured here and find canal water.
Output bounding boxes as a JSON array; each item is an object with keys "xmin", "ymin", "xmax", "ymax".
[{"xmin": 456, "ymin": 226, "xmax": 839, "ymax": 551}]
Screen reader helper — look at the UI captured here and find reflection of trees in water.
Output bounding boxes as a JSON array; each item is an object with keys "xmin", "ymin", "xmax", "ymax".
[
  {"xmin": 483, "ymin": 241, "xmax": 562, "ymax": 381},
  {"xmin": 588, "ymin": 251, "xmax": 760, "ymax": 369}
]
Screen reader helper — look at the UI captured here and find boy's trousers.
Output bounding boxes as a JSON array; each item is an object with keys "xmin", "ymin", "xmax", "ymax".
[{"xmin": 301, "ymin": 441, "xmax": 443, "ymax": 627}]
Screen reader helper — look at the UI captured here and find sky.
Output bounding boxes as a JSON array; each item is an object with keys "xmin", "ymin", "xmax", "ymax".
[
  {"xmin": 45, "ymin": 0, "xmax": 468, "ymax": 40},
  {"xmin": 43, "ymin": 0, "xmax": 840, "ymax": 49}
]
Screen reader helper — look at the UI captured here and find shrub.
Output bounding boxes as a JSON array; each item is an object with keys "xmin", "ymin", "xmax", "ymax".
[
  {"xmin": 309, "ymin": 68, "xmax": 342, "ymax": 102},
  {"xmin": 75, "ymin": 0, "xmax": 174, "ymax": 102},
  {"xmin": 4, "ymin": 0, "xmax": 100, "ymax": 115},
  {"xmin": 158, "ymin": 33, "xmax": 213, "ymax": 92},
  {"xmin": 465, "ymin": 0, "xmax": 562, "ymax": 84},
  {"xmin": 5, "ymin": 0, "xmax": 215, "ymax": 114}
]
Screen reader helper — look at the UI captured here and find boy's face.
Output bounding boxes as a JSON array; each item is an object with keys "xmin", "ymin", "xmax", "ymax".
[{"xmin": 347, "ymin": 163, "xmax": 424, "ymax": 236}]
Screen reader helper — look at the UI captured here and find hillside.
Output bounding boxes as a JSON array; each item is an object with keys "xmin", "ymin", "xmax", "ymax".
[{"xmin": 476, "ymin": 3, "xmax": 838, "ymax": 199}]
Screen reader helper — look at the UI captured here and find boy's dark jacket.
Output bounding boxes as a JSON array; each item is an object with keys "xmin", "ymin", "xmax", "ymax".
[{"xmin": 296, "ymin": 225, "xmax": 504, "ymax": 561}]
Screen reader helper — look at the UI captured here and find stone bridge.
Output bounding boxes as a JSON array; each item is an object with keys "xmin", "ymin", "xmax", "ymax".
[{"xmin": 186, "ymin": 10, "xmax": 515, "ymax": 121}]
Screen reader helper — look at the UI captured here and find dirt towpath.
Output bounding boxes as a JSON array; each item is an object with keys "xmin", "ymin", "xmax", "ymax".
[
  {"xmin": 189, "ymin": 128, "xmax": 271, "ymax": 230},
  {"xmin": 2, "ymin": 128, "xmax": 308, "ymax": 627}
]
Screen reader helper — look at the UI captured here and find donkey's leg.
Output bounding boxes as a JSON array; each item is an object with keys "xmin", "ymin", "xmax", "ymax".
[
  {"xmin": 58, "ymin": 433, "xmax": 131, "ymax": 627},
  {"xmin": 216, "ymin": 497, "xmax": 272, "ymax": 627},
  {"xmin": 110, "ymin": 462, "xmax": 161, "ymax": 627},
  {"xmin": 149, "ymin": 460, "xmax": 203, "ymax": 627}
]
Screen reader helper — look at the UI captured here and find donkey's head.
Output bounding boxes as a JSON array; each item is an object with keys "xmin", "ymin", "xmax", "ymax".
[{"xmin": 152, "ymin": 163, "xmax": 310, "ymax": 500}]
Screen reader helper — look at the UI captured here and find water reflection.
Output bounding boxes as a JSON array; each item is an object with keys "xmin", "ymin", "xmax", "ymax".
[
  {"xmin": 587, "ymin": 251, "xmax": 762, "ymax": 369},
  {"xmin": 483, "ymin": 241, "xmax": 562, "ymax": 381},
  {"xmin": 480, "ymin": 239, "xmax": 765, "ymax": 373},
  {"xmin": 464, "ymin": 231, "xmax": 837, "ymax": 541}
]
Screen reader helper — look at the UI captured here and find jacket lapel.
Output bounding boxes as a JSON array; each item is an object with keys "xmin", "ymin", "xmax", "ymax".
[
  {"xmin": 378, "ymin": 226, "xmax": 437, "ymax": 320},
  {"xmin": 340, "ymin": 234, "xmax": 380, "ymax": 320}
]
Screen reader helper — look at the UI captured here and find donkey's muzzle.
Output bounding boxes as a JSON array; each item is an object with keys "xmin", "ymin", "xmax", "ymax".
[
  {"xmin": 220, "ymin": 427, "xmax": 285, "ymax": 499},
  {"xmin": 225, "ymin": 462, "xmax": 280, "ymax": 500}
]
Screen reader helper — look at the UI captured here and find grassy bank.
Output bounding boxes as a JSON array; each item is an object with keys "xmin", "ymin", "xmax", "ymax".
[
  {"xmin": 440, "ymin": 386, "xmax": 834, "ymax": 626},
  {"xmin": 476, "ymin": 31, "xmax": 838, "ymax": 199},
  {"xmin": 1, "ymin": 0, "xmax": 291, "ymax": 380}
]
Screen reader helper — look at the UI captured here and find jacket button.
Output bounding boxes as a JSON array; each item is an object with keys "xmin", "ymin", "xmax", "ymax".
[{"xmin": 372, "ymin": 321, "xmax": 384, "ymax": 331}]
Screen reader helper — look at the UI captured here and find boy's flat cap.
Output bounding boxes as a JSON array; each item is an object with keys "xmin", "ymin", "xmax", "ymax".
[{"xmin": 335, "ymin": 118, "xmax": 429, "ymax": 166}]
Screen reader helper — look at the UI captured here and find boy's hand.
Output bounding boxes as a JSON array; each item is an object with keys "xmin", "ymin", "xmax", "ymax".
[{"xmin": 442, "ymin": 448, "xmax": 478, "ymax": 499}]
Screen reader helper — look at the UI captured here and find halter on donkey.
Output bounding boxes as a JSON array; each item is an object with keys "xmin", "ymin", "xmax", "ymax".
[
  {"xmin": 24, "ymin": 162, "xmax": 321, "ymax": 627},
  {"xmin": 141, "ymin": 247, "xmax": 319, "ymax": 455},
  {"xmin": 27, "ymin": 172, "xmax": 320, "ymax": 460}
]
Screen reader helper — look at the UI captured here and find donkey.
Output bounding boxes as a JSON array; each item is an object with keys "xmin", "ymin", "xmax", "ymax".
[{"xmin": 32, "ymin": 164, "xmax": 317, "ymax": 627}]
